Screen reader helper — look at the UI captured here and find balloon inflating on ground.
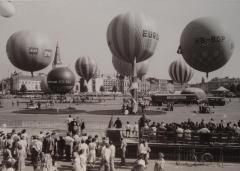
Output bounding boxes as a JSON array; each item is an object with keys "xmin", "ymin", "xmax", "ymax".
[{"xmin": 47, "ymin": 67, "xmax": 76, "ymax": 94}]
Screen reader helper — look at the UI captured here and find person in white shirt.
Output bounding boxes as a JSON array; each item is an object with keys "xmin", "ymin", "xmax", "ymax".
[
  {"xmin": 103, "ymin": 144, "xmax": 111, "ymax": 171},
  {"xmin": 120, "ymin": 138, "xmax": 127, "ymax": 166},
  {"xmin": 88, "ymin": 138, "xmax": 96, "ymax": 168},
  {"xmin": 18, "ymin": 135, "xmax": 28, "ymax": 153},
  {"xmin": 137, "ymin": 155, "xmax": 146, "ymax": 168},
  {"xmin": 125, "ymin": 121, "xmax": 131, "ymax": 137},
  {"xmin": 109, "ymin": 141, "xmax": 116, "ymax": 171},
  {"xmin": 154, "ymin": 152, "xmax": 165, "ymax": 171},
  {"xmin": 79, "ymin": 149, "xmax": 87, "ymax": 171},
  {"xmin": 64, "ymin": 133, "xmax": 74, "ymax": 161},
  {"xmin": 132, "ymin": 122, "xmax": 139, "ymax": 137},
  {"xmin": 78, "ymin": 140, "xmax": 89, "ymax": 159}
]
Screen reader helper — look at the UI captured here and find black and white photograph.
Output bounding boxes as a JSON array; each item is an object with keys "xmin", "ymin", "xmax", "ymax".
[{"xmin": 0, "ymin": 0, "xmax": 240, "ymax": 171}]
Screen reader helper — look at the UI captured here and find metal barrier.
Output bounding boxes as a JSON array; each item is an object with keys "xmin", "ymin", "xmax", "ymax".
[{"xmin": 0, "ymin": 119, "xmax": 108, "ymax": 137}]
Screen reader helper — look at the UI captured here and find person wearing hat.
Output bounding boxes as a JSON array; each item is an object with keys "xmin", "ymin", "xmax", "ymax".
[{"xmin": 154, "ymin": 152, "xmax": 165, "ymax": 171}]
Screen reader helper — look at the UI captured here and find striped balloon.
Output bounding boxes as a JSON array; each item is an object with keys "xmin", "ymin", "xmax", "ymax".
[
  {"xmin": 112, "ymin": 55, "xmax": 150, "ymax": 78},
  {"xmin": 168, "ymin": 59, "xmax": 194, "ymax": 84},
  {"xmin": 75, "ymin": 57, "xmax": 98, "ymax": 82},
  {"xmin": 107, "ymin": 12, "xmax": 159, "ymax": 63}
]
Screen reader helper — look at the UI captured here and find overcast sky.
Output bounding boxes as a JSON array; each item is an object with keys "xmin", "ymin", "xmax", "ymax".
[{"xmin": 0, "ymin": 0, "xmax": 240, "ymax": 83}]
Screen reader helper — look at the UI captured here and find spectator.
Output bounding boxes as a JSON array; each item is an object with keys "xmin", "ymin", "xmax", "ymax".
[
  {"xmin": 109, "ymin": 141, "xmax": 116, "ymax": 171},
  {"xmin": 102, "ymin": 143, "xmax": 111, "ymax": 171},
  {"xmin": 66, "ymin": 115, "xmax": 73, "ymax": 132},
  {"xmin": 144, "ymin": 140, "xmax": 151, "ymax": 165},
  {"xmin": 78, "ymin": 139, "xmax": 89, "ymax": 159},
  {"xmin": 108, "ymin": 116, "xmax": 114, "ymax": 128},
  {"xmin": 154, "ymin": 152, "xmax": 165, "ymax": 171},
  {"xmin": 184, "ymin": 127, "xmax": 192, "ymax": 142},
  {"xmin": 42, "ymin": 133, "xmax": 54, "ymax": 154},
  {"xmin": 198, "ymin": 127, "xmax": 211, "ymax": 144},
  {"xmin": 64, "ymin": 133, "xmax": 74, "ymax": 161},
  {"xmin": 80, "ymin": 120, "xmax": 85, "ymax": 135},
  {"xmin": 57, "ymin": 136, "xmax": 65, "ymax": 160},
  {"xmin": 132, "ymin": 122, "xmax": 139, "ymax": 137},
  {"xmin": 125, "ymin": 121, "xmax": 131, "ymax": 137},
  {"xmin": 16, "ymin": 144, "xmax": 25, "ymax": 171},
  {"xmin": 30, "ymin": 136, "xmax": 42, "ymax": 171},
  {"xmin": 79, "ymin": 149, "xmax": 87, "ymax": 171},
  {"xmin": 88, "ymin": 138, "xmax": 96, "ymax": 168},
  {"xmin": 73, "ymin": 150, "xmax": 80, "ymax": 171},
  {"xmin": 114, "ymin": 117, "xmax": 122, "ymax": 129},
  {"xmin": 136, "ymin": 154, "xmax": 146, "ymax": 168},
  {"xmin": 138, "ymin": 139, "xmax": 147, "ymax": 163},
  {"xmin": 120, "ymin": 137, "xmax": 127, "ymax": 166}
]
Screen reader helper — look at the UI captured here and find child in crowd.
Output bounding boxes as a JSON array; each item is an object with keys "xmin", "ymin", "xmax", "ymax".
[{"xmin": 154, "ymin": 152, "xmax": 165, "ymax": 171}]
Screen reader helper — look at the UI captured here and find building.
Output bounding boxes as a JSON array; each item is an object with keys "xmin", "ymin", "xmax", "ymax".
[
  {"xmin": 0, "ymin": 78, "xmax": 11, "ymax": 94},
  {"xmin": 9, "ymin": 72, "xmax": 45, "ymax": 94},
  {"xmin": 191, "ymin": 77, "xmax": 240, "ymax": 93}
]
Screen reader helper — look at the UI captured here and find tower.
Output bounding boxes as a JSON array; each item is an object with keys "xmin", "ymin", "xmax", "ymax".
[{"xmin": 52, "ymin": 42, "xmax": 62, "ymax": 68}]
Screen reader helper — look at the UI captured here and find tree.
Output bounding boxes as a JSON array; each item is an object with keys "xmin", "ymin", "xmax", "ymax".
[
  {"xmin": 236, "ymin": 84, "xmax": 240, "ymax": 91},
  {"xmin": 229, "ymin": 84, "xmax": 237, "ymax": 93},
  {"xmin": 201, "ymin": 77, "xmax": 205, "ymax": 84},
  {"xmin": 99, "ymin": 86, "xmax": 105, "ymax": 93},
  {"xmin": 20, "ymin": 84, "xmax": 27, "ymax": 94},
  {"xmin": 112, "ymin": 85, "xmax": 117, "ymax": 100}
]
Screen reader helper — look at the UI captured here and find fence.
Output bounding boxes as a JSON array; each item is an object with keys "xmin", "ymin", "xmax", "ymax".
[{"xmin": 0, "ymin": 119, "xmax": 108, "ymax": 137}]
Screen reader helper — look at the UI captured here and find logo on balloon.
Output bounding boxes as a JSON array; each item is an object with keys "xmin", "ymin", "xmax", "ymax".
[
  {"xmin": 195, "ymin": 36, "xmax": 225, "ymax": 47},
  {"xmin": 44, "ymin": 49, "xmax": 52, "ymax": 58},
  {"xmin": 29, "ymin": 47, "xmax": 38, "ymax": 55},
  {"xmin": 142, "ymin": 30, "xmax": 159, "ymax": 40}
]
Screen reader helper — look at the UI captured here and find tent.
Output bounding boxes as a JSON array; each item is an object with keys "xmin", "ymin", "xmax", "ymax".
[{"xmin": 213, "ymin": 86, "xmax": 230, "ymax": 92}]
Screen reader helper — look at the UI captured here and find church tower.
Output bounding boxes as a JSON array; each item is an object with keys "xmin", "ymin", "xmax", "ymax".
[{"xmin": 52, "ymin": 42, "xmax": 62, "ymax": 68}]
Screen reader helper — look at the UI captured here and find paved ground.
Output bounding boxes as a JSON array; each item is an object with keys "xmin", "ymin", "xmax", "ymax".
[
  {"xmin": 22, "ymin": 158, "xmax": 240, "ymax": 171},
  {"xmin": 1, "ymin": 97, "xmax": 240, "ymax": 170}
]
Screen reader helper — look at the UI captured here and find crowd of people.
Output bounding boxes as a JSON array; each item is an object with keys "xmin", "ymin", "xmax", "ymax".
[
  {"xmin": 1, "ymin": 113, "xmax": 240, "ymax": 171},
  {"xmin": 138, "ymin": 114, "xmax": 240, "ymax": 144}
]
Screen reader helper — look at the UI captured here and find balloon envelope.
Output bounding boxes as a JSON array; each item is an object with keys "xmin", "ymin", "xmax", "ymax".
[
  {"xmin": 168, "ymin": 59, "xmax": 193, "ymax": 84},
  {"xmin": 75, "ymin": 56, "xmax": 98, "ymax": 82},
  {"xmin": 181, "ymin": 87, "xmax": 206, "ymax": 100},
  {"xmin": 112, "ymin": 55, "xmax": 150, "ymax": 79},
  {"xmin": 0, "ymin": 1, "xmax": 15, "ymax": 18},
  {"xmin": 107, "ymin": 12, "xmax": 159, "ymax": 63},
  {"xmin": 47, "ymin": 67, "xmax": 75, "ymax": 94},
  {"xmin": 6, "ymin": 30, "xmax": 54, "ymax": 74},
  {"xmin": 179, "ymin": 17, "xmax": 234, "ymax": 75}
]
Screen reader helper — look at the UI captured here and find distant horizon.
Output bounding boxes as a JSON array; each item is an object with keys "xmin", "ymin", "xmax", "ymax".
[
  {"xmin": 4, "ymin": 69, "xmax": 240, "ymax": 85},
  {"xmin": 1, "ymin": 0, "xmax": 240, "ymax": 83}
]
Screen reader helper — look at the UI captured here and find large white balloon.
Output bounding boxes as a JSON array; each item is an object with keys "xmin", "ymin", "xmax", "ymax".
[{"xmin": 0, "ymin": 1, "xmax": 15, "ymax": 18}]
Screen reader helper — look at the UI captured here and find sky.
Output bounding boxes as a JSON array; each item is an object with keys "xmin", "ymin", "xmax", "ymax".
[{"xmin": 0, "ymin": 0, "xmax": 240, "ymax": 83}]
